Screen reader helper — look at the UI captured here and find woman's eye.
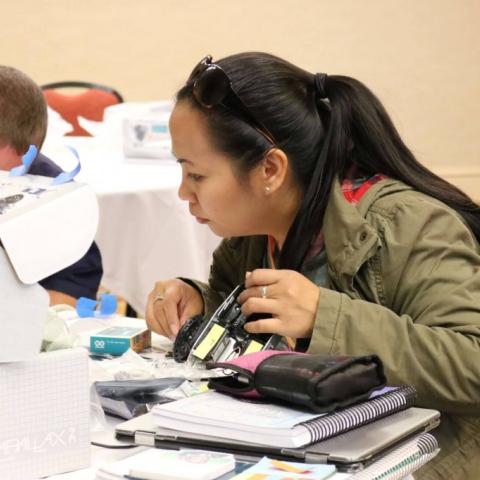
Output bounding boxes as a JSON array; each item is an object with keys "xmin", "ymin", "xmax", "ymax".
[{"xmin": 188, "ymin": 173, "xmax": 204, "ymax": 182}]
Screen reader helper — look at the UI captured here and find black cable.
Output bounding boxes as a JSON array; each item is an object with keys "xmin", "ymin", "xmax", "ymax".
[{"xmin": 91, "ymin": 441, "xmax": 138, "ymax": 449}]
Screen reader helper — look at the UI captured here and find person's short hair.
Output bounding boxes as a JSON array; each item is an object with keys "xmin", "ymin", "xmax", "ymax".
[{"xmin": 0, "ymin": 66, "xmax": 48, "ymax": 153}]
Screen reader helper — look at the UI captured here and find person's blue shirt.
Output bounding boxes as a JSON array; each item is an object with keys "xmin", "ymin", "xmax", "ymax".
[{"xmin": 30, "ymin": 153, "xmax": 103, "ymax": 299}]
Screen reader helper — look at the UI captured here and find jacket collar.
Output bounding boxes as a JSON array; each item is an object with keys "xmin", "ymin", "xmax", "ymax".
[{"xmin": 323, "ymin": 177, "xmax": 405, "ymax": 286}]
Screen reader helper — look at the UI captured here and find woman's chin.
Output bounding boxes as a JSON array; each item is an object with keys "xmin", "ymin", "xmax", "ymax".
[{"xmin": 206, "ymin": 223, "xmax": 233, "ymax": 238}]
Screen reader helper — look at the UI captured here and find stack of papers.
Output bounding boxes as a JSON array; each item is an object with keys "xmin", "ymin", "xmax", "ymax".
[{"xmin": 150, "ymin": 387, "xmax": 417, "ymax": 448}]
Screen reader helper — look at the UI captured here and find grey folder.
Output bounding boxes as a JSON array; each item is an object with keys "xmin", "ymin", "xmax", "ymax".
[{"xmin": 115, "ymin": 407, "xmax": 440, "ymax": 473}]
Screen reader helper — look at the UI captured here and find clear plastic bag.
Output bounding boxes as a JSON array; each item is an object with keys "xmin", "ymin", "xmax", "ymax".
[
  {"xmin": 94, "ymin": 377, "xmax": 185, "ymax": 419},
  {"xmin": 41, "ymin": 304, "xmax": 76, "ymax": 351}
]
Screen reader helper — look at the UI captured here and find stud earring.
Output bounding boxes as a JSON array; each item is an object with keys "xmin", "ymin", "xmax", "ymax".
[{"xmin": 265, "ymin": 186, "xmax": 271, "ymax": 194}]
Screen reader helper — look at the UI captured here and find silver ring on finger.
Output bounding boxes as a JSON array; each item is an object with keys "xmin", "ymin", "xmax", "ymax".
[
  {"xmin": 260, "ymin": 285, "xmax": 268, "ymax": 299},
  {"xmin": 153, "ymin": 292, "xmax": 165, "ymax": 304}
]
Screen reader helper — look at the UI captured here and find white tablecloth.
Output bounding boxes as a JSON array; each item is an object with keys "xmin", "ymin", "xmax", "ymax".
[{"xmin": 42, "ymin": 137, "xmax": 220, "ymax": 315}]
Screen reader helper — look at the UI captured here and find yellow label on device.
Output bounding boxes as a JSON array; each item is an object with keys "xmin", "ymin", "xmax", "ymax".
[
  {"xmin": 244, "ymin": 340, "xmax": 263, "ymax": 354},
  {"xmin": 193, "ymin": 324, "xmax": 225, "ymax": 360}
]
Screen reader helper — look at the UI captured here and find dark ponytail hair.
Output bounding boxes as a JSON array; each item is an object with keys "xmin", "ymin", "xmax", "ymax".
[{"xmin": 177, "ymin": 52, "xmax": 480, "ymax": 271}]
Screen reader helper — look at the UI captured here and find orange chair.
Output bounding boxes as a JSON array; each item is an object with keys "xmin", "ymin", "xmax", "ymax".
[{"xmin": 42, "ymin": 81, "xmax": 124, "ymax": 136}]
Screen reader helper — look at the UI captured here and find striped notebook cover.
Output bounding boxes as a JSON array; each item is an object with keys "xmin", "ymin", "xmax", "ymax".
[
  {"xmin": 351, "ymin": 432, "xmax": 439, "ymax": 479},
  {"xmin": 300, "ymin": 385, "xmax": 417, "ymax": 443},
  {"xmin": 151, "ymin": 385, "xmax": 417, "ymax": 448}
]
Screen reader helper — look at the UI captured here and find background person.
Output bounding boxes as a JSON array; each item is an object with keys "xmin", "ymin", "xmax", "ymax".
[{"xmin": 0, "ymin": 65, "xmax": 103, "ymax": 306}]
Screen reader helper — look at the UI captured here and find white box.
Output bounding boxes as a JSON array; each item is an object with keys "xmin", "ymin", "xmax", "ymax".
[
  {"xmin": 0, "ymin": 248, "xmax": 47, "ymax": 362},
  {"xmin": 0, "ymin": 171, "xmax": 98, "ymax": 362},
  {"xmin": 0, "ymin": 348, "xmax": 91, "ymax": 479},
  {"xmin": 0, "ymin": 171, "xmax": 99, "ymax": 284},
  {"xmin": 122, "ymin": 114, "xmax": 172, "ymax": 159}
]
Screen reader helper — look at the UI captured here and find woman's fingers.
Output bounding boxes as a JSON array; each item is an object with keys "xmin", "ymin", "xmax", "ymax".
[
  {"xmin": 238, "ymin": 269, "xmax": 283, "ymax": 304},
  {"xmin": 244, "ymin": 317, "xmax": 283, "ymax": 335},
  {"xmin": 240, "ymin": 269, "xmax": 319, "ymax": 339},
  {"xmin": 145, "ymin": 292, "xmax": 158, "ymax": 331},
  {"xmin": 237, "ymin": 284, "xmax": 275, "ymax": 304},
  {"xmin": 146, "ymin": 288, "xmax": 165, "ymax": 333},
  {"xmin": 150, "ymin": 299, "xmax": 174, "ymax": 338},
  {"xmin": 240, "ymin": 297, "xmax": 279, "ymax": 317},
  {"xmin": 162, "ymin": 295, "xmax": 181, "ymax": 337},
  {"xmin": 244, "ymin": 269, "xmax": 281, "ymax": 288},
  {"xmin": 145, "ymin": 279, "xmax": 204, "ymax": 339},
  {"xmin": 179, "ymin": 301, "xmax": 202, "ymax": 326},
  {"xmin": 145, "ymin": 282, "xmax": 180, "ymax": 338}
]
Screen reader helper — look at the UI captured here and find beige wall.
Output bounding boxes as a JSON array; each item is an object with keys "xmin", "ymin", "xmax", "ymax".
[{"xmin": 2, "ymin": 0, "xmax": 479, "ymax": 197}]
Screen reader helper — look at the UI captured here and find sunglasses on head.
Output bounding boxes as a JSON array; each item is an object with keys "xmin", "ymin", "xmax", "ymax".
[{"xmin": 187, "ymin": 55, "xmax": 276, "ymax": 145}]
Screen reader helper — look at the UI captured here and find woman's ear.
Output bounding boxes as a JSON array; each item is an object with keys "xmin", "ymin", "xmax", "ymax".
[{"xmin": 260, "ymin": 148, "xmax": 289, "ymax": 195}]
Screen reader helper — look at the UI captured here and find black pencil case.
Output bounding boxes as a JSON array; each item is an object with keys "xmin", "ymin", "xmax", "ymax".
[{"xmin": 207, "ymin": 350, "xmax": 386, "ymax": 413}]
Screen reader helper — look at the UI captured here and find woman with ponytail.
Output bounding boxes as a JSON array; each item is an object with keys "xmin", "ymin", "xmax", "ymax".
[{"xmin": 146, "ymin": 53, "xmax": 480, "ymax": 479}]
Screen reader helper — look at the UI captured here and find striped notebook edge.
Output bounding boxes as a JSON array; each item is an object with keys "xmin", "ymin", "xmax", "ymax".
[
  {"xmin": 350, "ymin": 432, "xmax": 439, "ymax": 480},
  {"xmin": 300, "ymin": 385, "xmax": 417, "ymax": 443}
]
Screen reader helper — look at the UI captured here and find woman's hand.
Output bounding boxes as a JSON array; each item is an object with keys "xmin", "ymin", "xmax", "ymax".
[
  {"xmin": 145, "ymin": 279, "xmax": 204, "ymax": 339},
  {"xmin": 236, "ymin": 269, "xmax": 320, "ymax": 339}
]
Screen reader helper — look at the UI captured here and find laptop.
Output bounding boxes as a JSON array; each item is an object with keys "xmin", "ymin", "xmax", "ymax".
[{"xmin": 115, "ymin": 407, "xmax": 440, "ymax": 473}]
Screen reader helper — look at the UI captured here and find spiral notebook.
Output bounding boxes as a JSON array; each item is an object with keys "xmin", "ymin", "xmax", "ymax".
[
  {"xmin": 351, "ymin": 432, "xmax": 439, "ymax": 479},
  {"xmin": 116, "ymin": 406, "xmax": 440, "ymax": 473},
  {"xmin": 147, "ymin": 386, "xmax": 417, "ymax": 448}
]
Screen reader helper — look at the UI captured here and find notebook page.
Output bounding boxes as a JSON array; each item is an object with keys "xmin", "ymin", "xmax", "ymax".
[
  {"xmin": 152, "ymin": 391, "xmax": 320, "ymax": 433},
  {"xmin": 152, "ymin": 386, "xmax": 418, "ymax": 449},
  {"xmin": 151, "ymin": 391, "xmax": 321, "ymax": 447}
]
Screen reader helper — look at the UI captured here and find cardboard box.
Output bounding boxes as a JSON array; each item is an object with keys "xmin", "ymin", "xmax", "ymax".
[
  {"xmin": 0, "ymin": 349, "xmax": 90, "ymax": 479},
  {"xmin": 90, "ymin": 325, "xmax": 151, "ymax": 355}
]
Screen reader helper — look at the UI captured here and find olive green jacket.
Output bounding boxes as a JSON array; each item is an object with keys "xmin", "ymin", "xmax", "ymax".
[{"xmin": 190, "ymin": 178, "xmax": 480, "ymax": 480}]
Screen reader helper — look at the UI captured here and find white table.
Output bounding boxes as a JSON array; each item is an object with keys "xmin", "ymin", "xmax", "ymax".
[{"xmin": 42, "ymin": 137, "xmax": 220, "ymax": 315}]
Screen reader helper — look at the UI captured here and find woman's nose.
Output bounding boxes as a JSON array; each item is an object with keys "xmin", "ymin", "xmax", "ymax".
[{"xmin": 178, "ymin": 178, "xmax": 195, "ymax": 202}]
